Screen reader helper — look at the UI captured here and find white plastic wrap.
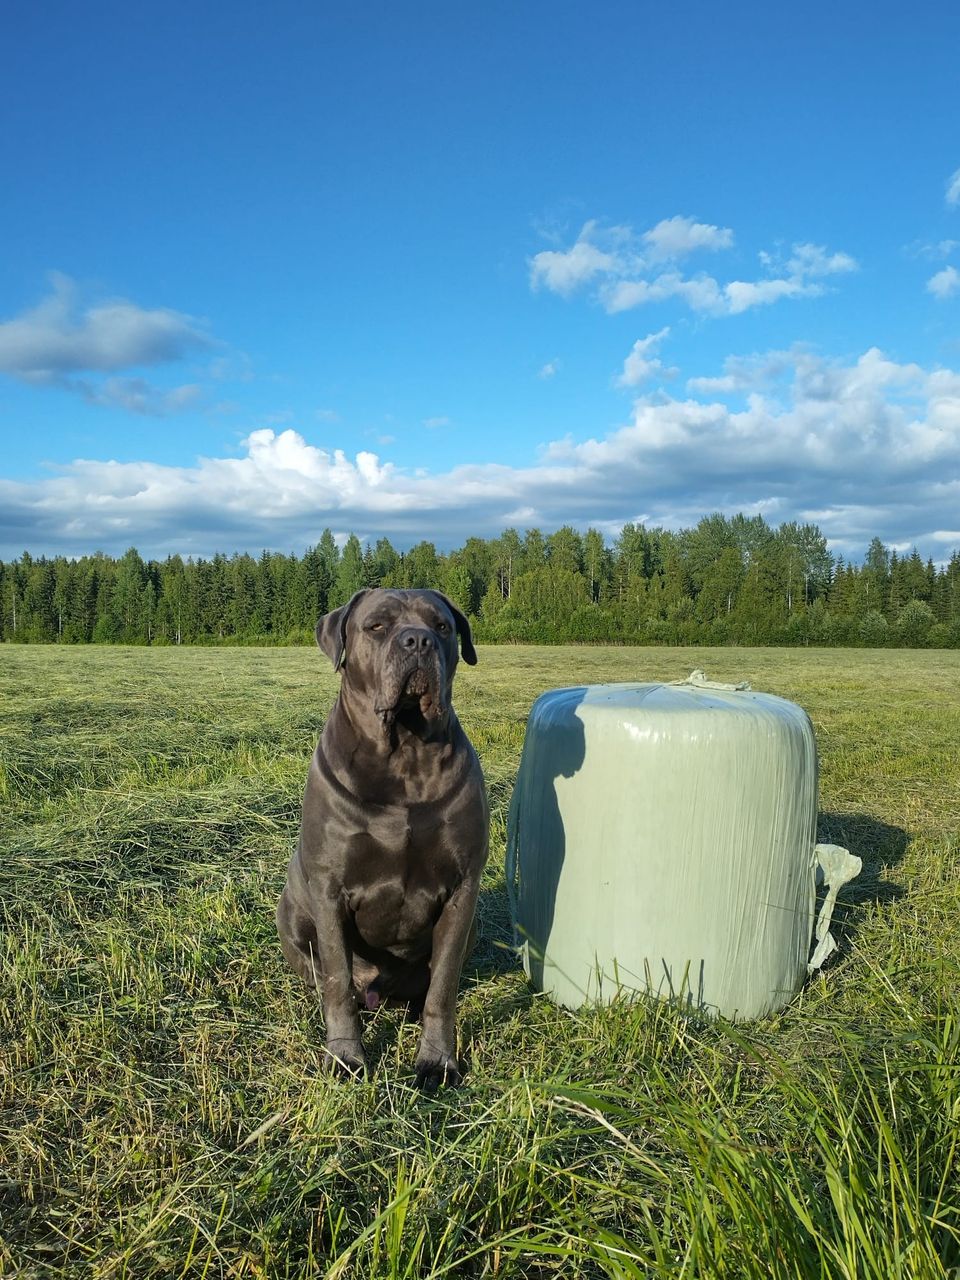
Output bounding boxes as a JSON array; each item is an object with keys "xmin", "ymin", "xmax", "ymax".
[{"xmin": 507, "ymin": 675, "xmax": 859, "ymax": 1020}]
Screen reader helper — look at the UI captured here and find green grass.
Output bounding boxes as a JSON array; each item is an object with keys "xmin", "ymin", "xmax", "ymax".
[{"xmin": 1, "ymin": 644, "xmax": 958, "ymax": 1278}]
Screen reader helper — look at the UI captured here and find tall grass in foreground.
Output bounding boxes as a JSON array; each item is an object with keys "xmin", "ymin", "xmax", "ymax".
[{"xmin": 1, "ymin": 645, "xmax": 958, "ymax": 1278}]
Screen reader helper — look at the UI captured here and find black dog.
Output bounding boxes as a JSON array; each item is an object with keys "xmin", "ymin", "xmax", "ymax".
[{"xmin": 277, "ymin": 588, "xmax": 489, "ymax": 1086}]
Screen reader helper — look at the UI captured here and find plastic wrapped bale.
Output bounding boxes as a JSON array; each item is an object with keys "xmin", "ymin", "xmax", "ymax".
[{"xmin": 506, "ymin": 673, "xmax": 860, "ymax": 1021}]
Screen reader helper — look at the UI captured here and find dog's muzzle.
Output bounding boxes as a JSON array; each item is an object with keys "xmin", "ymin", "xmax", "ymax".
[{"xmin": 373, "ymin": 630, "xmax": 447, "ymax": 728}]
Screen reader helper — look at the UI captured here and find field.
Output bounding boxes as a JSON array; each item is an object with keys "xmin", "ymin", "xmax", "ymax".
[{"xmin": 1, "ymin": 643, "xmax": 959, "ymax": 1279}]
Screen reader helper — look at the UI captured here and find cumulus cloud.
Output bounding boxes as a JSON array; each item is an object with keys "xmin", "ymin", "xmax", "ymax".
[
  {"xmin": 723, "ymin": 277, "xmax": 821, "ymax": 314},
  {"xmin": 607, "ymin": 270, "xmax": 828, "ymax": 317},
  {"xmin": 0, "ymin": 273, "xmax": 212, "ymax": 378},
  {"xmin": 530, "ymin": 217, "xmax": 856, "ymax": 318},
  {"xmin": 529, "ymin": 222, "xmax": 620, "ymax": 295},
  {"xmin": 947, "ymin": 167, "xmax": 960, "ymax": 207},
  {"xmin": 642, "ymin": 216, "xmax": 734, "ymax": 259},
  {"xmin": 616, "ymin": 328, "xmax": 673, "ymax": 387},
  {"xmin": 0, "ymin": 272, "xmax": 215, "ymax": 413},
  {"xmin": 785, "ymin": 243, "xmax": 859, "ymax": 277},
  {"xmin": 685, "ymin": 351, "xmax": 796, "ymax": 395},
  {"xmin": 538, "ymin": 359, "xmax": 560, "ymax": 379},
  {"xmin": 927, "ymin": 265, "xmax": 960, "ymax": 299},
  {"xmin": 4, "ymin": 347, "xmax": 959, "ymax": 561},
  {"xmin": 604, "ymin": 272, "xmax": 725, "ymax": 314}
]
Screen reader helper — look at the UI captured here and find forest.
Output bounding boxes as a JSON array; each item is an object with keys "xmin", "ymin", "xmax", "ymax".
[{"xmin": 2, "ymin": 514, "xmax": 958, "ymax": 648}]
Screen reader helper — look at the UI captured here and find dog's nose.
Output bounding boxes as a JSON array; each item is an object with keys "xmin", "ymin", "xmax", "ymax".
[{"xmin": 398, "ymin": 627, "xmax": 435, "ymax": 654}]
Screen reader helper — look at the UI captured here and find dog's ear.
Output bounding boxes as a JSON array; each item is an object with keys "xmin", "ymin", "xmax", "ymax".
[
  {"xmin": 315, "ymin": 589, "xmax": 370, "ymax": 670},
  {"xmin": 430, "ymin": 591, "xmax": 477, "ymax": 665}
]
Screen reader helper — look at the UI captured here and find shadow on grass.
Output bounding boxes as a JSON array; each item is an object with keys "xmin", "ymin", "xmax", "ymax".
[
  {"xmin": 816, "ymin": 810, "xmax": 909, "ymax": 956},
  {"xmin": 470, "ymin": 881, "xmax": 520, "ymax": 979},
  {"xmin": 818, "ymin": 811, "xmax": 909, "ymax": 906}
]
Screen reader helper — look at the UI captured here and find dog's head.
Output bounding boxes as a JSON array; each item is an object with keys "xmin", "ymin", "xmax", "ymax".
[{"xmin": 316, "ymin": 588, "xmax": 476, "ymax": 732}]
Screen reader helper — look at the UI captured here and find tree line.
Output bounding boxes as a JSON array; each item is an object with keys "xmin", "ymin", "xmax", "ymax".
[{"xmin": 2, "ymin": 516, "xmax": 959, "ymax": 648}]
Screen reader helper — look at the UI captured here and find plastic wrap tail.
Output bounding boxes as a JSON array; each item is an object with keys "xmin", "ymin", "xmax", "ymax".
[{"xmin": 808, "ymin": 843, "xmax": 862, "ymax": 973}]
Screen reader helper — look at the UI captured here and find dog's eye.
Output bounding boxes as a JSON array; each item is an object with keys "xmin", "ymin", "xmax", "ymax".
[
  {"xmin": 436, "ymin": 621, "xmax": 450, "ymax": 633},
  {"xmin": 368, "ymin": 622, "xmax": 384, "ymax": 632}
]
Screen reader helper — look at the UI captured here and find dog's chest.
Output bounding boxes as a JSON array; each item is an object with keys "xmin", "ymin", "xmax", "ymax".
[{"xmin": 343, "ymin": 809, "xmax": 460, "ymax": 948}]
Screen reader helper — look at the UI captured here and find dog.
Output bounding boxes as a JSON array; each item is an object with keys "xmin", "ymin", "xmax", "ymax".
[{"xmin": 277, "ymin": 587, "xmax": 489, "ymax": 1087}]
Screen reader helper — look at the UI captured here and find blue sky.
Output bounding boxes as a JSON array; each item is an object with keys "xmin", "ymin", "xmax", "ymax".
[{"xmin": 2, "ymin": 0, "xmax": 959, "ymax": 561}]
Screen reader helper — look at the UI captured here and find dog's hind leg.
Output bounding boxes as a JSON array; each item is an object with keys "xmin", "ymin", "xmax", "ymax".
[{"xmin": 276, "ymin": 884, "xmax": 322, "ymax": 988}]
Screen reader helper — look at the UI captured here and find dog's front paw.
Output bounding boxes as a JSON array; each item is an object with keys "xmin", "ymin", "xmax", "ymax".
[
  {"xmin": 324, "ymin": 1039, "xmax": 367, "ymax": 1079},
  {"xmin": 414, "ymin": 1048, "xmax": 462, "ymax": 1090}
]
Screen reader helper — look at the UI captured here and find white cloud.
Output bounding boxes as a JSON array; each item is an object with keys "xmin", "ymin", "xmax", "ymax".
[
  {"xmin": 604, "ymin": 272, "xmax": 725, "ymax": 315},
  {"xmin": 642, "ymin": 216, "xmax": 734, "ymax": 259},
  {"xmin": 606, "ymin": 269, "xmax": 826, "ymax": 317},
  {"xmin": 946, "ymin": 167, "xmax": 960, "ymax": 207},
  {"xmin": 723, "ymin": 277, "xmax": 821, "ymax": 314},
  {"xmin": 423, "ymin": 416, "xmax": 452, "ymax": 429},
  {"xmin": 684, "ymin": 373, "xmax": 742, "ymax": 395},
  {"xmin": 616, "ymin": 328, "xmax": 673, "ymax": 387},
  {"xmin": 786, "ymin": 243, "xmax": 859, "ymax": 277},
  {"xmin": 685, "ymin": 351, "xmax": 796, "ymax": 395},
  {"xmin": 601, "ymin": 278, "xmax": 657, "ymax": 313},
  {"xmin": 0, "ymin": 272, "xmax": 216, "ymax": 414},
  {"xmin": 4, "ymin": 347, "xmax": 959, "ymax": 561},
  {"xmin": 538, "ymin": 359, "xmax": 560, "ymax": 379},
  {"xmin": 532, "ymin": 217, "xmax": 856, "ymax": 318},
  {"xmin": 529, "ymin": 222, "xmax": 619, "ymax": 295},
  {"xmin": 0, "ymin": 272, "xmax": 212, "ymax": 379},
  {"xmin": 927, "ymin": 265, "xmax": 960, "ymax": 299}
]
